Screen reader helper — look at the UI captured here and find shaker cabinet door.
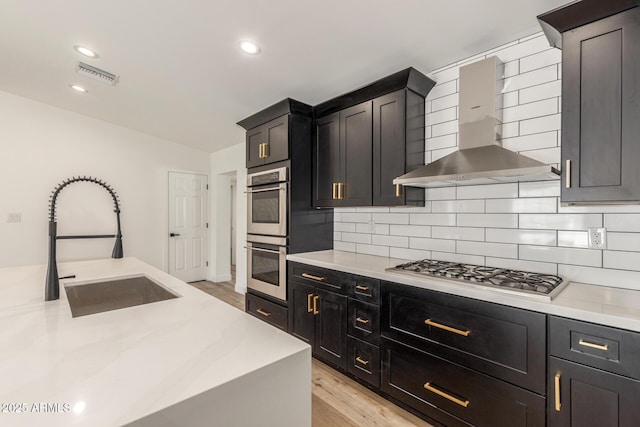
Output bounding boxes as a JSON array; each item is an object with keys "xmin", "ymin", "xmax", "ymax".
[
  {"xmin": 314, "ymin": 288, "xmax": 348, "ymax": 370},
  {"xmin": 314, "ymin": 112, "xmax": 341, "ymax": 208},
  {"xmin": 340, "ymin": 101, "xmax": 372, "ymax": 206}
]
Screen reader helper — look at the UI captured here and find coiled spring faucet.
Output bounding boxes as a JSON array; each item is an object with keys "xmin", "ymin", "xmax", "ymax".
[{"xmin": 45, "ymin": 176, "xmax": 123, "ymax": 301}]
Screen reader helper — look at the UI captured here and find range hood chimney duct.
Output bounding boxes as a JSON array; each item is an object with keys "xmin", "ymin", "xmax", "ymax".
[{"xmin": 394, "ymin": 56, "xmax": 560, "ymax": 188}]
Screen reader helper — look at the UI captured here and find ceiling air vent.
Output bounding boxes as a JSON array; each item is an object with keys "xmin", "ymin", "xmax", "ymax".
[{"xmin": 75, "ymin": 61, "xmax": 119, "ymax": 86}]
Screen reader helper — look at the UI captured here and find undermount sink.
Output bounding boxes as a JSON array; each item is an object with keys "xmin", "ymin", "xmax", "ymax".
[{"xmin": 65, "ymin": 275, "xmax": 179, "ymax": 318}]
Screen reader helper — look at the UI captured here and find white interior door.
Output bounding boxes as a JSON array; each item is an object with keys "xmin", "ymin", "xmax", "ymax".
[{"xmin": 168, "ymin": 172, "xmax": 208, "ymax": 282}]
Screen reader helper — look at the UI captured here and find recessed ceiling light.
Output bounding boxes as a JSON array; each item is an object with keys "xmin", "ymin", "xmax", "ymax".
[
  {"xmin": 69, "ymin": 84, "xmax": 88, "ymax": 93},
  {"xmin": 73, "ymin": 45, "xmax": 99, "ymax": 59},
  {"xmin": 239, "ymin": 40, "xmax": 261, "ymax": 55}
]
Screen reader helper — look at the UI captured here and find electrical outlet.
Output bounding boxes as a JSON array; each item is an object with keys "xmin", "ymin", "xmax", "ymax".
[
  {"xmin": 587, "ymin": 227, "xmax": 607, "ymax": 249},
  {"xmin": 368, "ymin": 220, "xmax": 375, "ymax": 233},
  {"xmin": 7, "ymin": 212, "xmax": 21, "ymax": 223}
]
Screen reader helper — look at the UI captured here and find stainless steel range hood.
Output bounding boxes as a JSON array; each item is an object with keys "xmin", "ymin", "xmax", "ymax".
[{"xmin": 394, "ymin": 56, "xmax": 560, "ymax": 188}]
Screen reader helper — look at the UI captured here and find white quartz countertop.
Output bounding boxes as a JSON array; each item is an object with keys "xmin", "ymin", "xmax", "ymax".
[
  {"xmin": 288, "ymin": 250, "xmax": 640, "ymax": 333},
  {"xmin": 0, "ymin": 258, "xmax": 309, "ymax": 426}
]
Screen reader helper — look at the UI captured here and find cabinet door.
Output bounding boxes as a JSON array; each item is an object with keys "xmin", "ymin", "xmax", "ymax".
[
  {"xmin": 562, "ymin": 8, "xmax": 640, "ymax": 203},
  {"xmin": 549, "ymin": 357, "xmax": 640, "ymax": 427},
  {"xmin": 314, "ymin": 288, "xmax": 348, "ymax": 370},
  {"xmin": 314, "ymin": 112, "xmax": 341, "ymax": 207},
  {"xmin": 373, "ymin": 90, "xmax": 406, "ymax": 206},
  {"xmin": 263, "ymin": 115, "xmax": 289, "ymax": 165},
  {"xmin": 340, "ymin": 101, "xmax": 372, "ymax": 206},
  {"xmin": 288, "ymin": 281, "xmax": 315, "ymax": 345},
  {"xmin": 246, "ymin": 126, "xmax": 265, "ymax": 168}
]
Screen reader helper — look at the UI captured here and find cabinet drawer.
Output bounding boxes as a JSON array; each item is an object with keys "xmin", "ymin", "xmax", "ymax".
[
  {"xmin": 289, "ymin": 262, "xmax": 346, "ymax": 293},
  {"xmin": 347, "ymin": 336, "xmax": 380, "ymax": 388},
  {"xmin": 382, "ymin": 281, "xmax": 546, "ymax": 394},
  {"xmin": 246, "ymin": 292, "xmax": 287, "ymax": 330},
  {"xmin": 382, "ymin": 338, "xmax": 545, "ymax": 427},
  {"xmin": 348, "ymin": 299, "xmax": 380, "ymax": 345},
  {"xmin": 347, "ymin": 275, "xmax": 380, "ymax": 304},
  {"xmin": 549, "ymin": 316, "xmax": 640, "ymax": 380}
]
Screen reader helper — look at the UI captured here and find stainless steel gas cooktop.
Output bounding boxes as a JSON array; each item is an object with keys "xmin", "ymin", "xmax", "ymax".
[{"xmin": 386, "ymin": 259, "xmax": 567, "ymax": 301}]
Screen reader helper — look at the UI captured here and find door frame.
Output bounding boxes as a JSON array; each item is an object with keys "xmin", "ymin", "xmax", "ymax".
[{"xmin": 166, "ymin": 169, "xmax": 210, "ymax": 279}]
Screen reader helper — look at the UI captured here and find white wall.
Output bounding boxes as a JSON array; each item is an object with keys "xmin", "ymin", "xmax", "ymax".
[
  {"xmin": 0, "ymin": 90, "xmax": 209, "ymax": 271},
  {"xmin": 210, "ymin": 143, "xmax": 247, "ymax": 292},
  {"xmin": 333, "ymin": 32, "xmax": 640, "ymax": 291}
]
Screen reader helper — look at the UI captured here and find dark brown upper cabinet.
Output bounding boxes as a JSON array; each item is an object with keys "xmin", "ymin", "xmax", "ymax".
[
  {"xmin": 238, "ymin": 98, "xmax": 313, "ymax": 169},
  {"xmin": 539, "ymin": 1, "xmax": 640, "ymax": 204},
  {"xmin": 313, "ymin": 68, "xmax": 435, "ymax": 208}
]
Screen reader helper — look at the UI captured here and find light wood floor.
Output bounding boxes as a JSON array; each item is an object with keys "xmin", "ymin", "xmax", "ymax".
[{"xmin": 190, "ymin": 269, "xmax": 433, "ymax": 427}]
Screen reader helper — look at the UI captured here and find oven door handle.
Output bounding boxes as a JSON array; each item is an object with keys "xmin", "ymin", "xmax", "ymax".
[
  {"xmin": 244, "ymin": 183, "xmax": 287, "ymax": 194},
  {"xmin": 245, "ymin": 246, "xmax": 282, "ymax": 254}
]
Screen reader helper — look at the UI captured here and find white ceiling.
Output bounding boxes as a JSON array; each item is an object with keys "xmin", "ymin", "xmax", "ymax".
[{"xmin": 0, "ymin": 0, "xmax": 568, "ymax": 153}]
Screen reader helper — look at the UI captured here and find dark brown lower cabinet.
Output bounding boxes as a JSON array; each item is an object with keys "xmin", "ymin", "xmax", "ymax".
[
  {"xmin": 382, "ymin": 338, "xmax": 545, "ymax": 427},
  {"xmin": 288, "ymin": 280, "xmax": 348, "ymax": 370},
  {"xmin": 548, "ymin": 356, "xmax": 640, "ymax": 427}
]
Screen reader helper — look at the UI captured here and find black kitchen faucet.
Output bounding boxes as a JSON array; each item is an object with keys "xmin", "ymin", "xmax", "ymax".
[{"xmin": 45, "ymin": 176, "xmax": 123, "ymax": 301}]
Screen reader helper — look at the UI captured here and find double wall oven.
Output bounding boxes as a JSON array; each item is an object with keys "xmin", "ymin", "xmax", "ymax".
[{"xmin": 246, "ymin": 166, "xmax": 288, "ymax": 302}]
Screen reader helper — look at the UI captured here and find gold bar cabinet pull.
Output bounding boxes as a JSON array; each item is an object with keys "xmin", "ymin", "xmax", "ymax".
[
  {"xmin": 578, "ymin": 338, "xmax": 609, "ymax": 351},
  {"xmin": 332, "ymin": 183, "xmax": 337, "ymax": 200},
  {"xmin": 356, "ymin": 317, "xmax": 370, "ymax": 325},
  {"xmin": 259, "ymin": 143, "xmax": 265, "ymax": 159},
  {"xmin": 355, "ymin": 356, "xmax": 369, "ymax": 366},
  {"xmin": 395, "ymin": 183, "xmax": 403, "ymax": 197},
  {"xmin": 256, "ymin": 308, "xmax": 271, "ymax": 317},
  {"xmin": 565, "ymin": 159, "xmax": 571, "ymax": 189},
  {"xmin": 425, "ymin": 319, "xmax": 471, "ymax": 337},
  {"xmin": 262, "ymin": 142, "xmax": 269, "ymax": 158},
  {"xmin": 355, "ymin": 284, "xmax": 369, "ymax": 291},
  {"xmin": 307, "ymin": 294, "xmax": 314, "ymax": 313},
  {"xmin": 337, "ymin": 182, "xmax": 345, "ymax": 200},
  {"xmin": 313, "ymin": 295, "xmax": 320, "ymax": 315},
  {"xmin": 424, "ymin": 382, "xmax": 470, "ymax": 408},
  {"xmin": 302, "ymin": 273, "xmax": 326, "ymax": 282},
  {"xmin": 554, "ymin": 372, "xmax": 562, "ymax": 411}
]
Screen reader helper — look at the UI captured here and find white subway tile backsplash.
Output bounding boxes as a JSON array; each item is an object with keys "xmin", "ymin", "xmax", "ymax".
[
  {"xmin": 373, "ymin": 213, "xmax": 409, "ymax": 224},
  {"xmin": 432, "ymin": 200, "xmax": 485, "ymax": 213},
  {"xmin": 519, "ymin": 80, "xmax": 561, "ymax": 104},
  {"xmin": 458, "ymin": 214, "xmax": 518, "ymax": 228},
  {"xmin": 356, "ymin": 244, "xmax": 389, "ymax": 257},
  {"xmin": 519, "ymin": 114, "xmax": 561, "ymax": 135},
  {"xmin": 410, "ymin": 213, "xmax": 456, "ymax": 226},
  {"xmin": 519, "ymin": 48, "xmax": 561, "ymax": 73},
  {"xmin": 457, "ymin": 183, "xmax": 518, "ymax": 199},
  {"xmin": 519, "ymin": 180, "xmax": 561, "ymax": 198},
  {"xmin": 486, "ymin": 197, "xmax": 556, "ymax": 213},
  {"xmin": 607, "ymin": 233, "xmax": 640, "ymax": 252},
  {"xmin": 557, "ymin": 231, "xmax": 588, "ymax": 248},
  {"xmin": 519, "ymin": 214, "xmax": 602, "ymax": 230},
  {"xmin": 425, "ymin": 133, "xmax": 457, "ymax": 151},
  {"xmin": 332, "ymin": 31, "xmax": 640, "ymax": 291},
  {"xmin": 341, "ymin": 232, "xmax": 371, "ymax": 244},
  {"xmin": 457, "ymin": 241, "xmax": 518, "ymax": 258},
  {"xmin": 410, "ymin": 237, "xmax": 456, "ymax": 252},
  {"xmin": 486, "ymin": 257, "xmax": 558, "ymax": 275},
  {"xmin": 502, "ymin": 98, "xmax": 558, "ymax": 123},
  {"xmin": 432, "ymin": 251, "xmax": 485, "ymax": 265},
  {"xmin": 372, "ymin": 235, "xmax": 409, "ymax": 248},
  {"xmin": 485, "ymin": 228, "xmax": 557, "ymax": 246},
  {"xmin": 603, "ymin": 251, "xmax": 640, "ymax": 272},
  {"xmin": 605, "ymin": 214, "xmax": 640, "ymax": 232},
  {"xmin": 432, "ymin": 226, "xmax": 485, "ymax": 241},
  {"xmin": 559, "ymin": 265, "xmax": 640, "ymax": 290},
  {"xmin": 390, "ymin": 224, "xmax": 431, "ymax": 238},
  {"xmin": 390, "ymin": 247, "xmax": 431, "ymax": 261},
  {"xmin": 501, "ymin": 132, "xmax": 557, "ymax": 152},
  {"xmin": 502, "ymin": 64, "xmax": 558, "ymax": 92},
  {"xmin": 426, "ymin": 106, "xmax": 457, "ymax": 126},
  {"xmin": 520, "ymin": 245, "xmax": 602, "ymax": 267}
]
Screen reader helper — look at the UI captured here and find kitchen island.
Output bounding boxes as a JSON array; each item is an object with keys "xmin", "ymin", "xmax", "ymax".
[{"xmin": 0, "ymin": 257, "xmax": 311, "ymax": 427}]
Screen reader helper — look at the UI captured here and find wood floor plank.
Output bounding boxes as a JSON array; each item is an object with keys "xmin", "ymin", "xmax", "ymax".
[{"xmin": 189, "ymin": 272, "xmax": 434, "ymax": 427}]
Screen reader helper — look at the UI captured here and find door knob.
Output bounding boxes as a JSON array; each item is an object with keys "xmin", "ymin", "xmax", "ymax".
[{"xmin": 170, "ymin": 233, "xmax": 181, "ymax": 237}]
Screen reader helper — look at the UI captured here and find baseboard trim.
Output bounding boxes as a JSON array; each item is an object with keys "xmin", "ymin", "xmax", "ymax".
[{"xmin": 211, "ymin": 274, "xmax": 232, "ymax": 283}]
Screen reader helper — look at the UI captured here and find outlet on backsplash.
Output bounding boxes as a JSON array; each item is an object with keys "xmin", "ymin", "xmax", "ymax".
[
  {"xmin": 7, "ymin": 212, "xmax": 21, "ymax": 223},
  {"xmin": 587, "ymin": 227, "xmax": 607, "ymax": 249},
  {"xmin": 367, "ymin": 220, "xmax": 375, "ymax": 233}
]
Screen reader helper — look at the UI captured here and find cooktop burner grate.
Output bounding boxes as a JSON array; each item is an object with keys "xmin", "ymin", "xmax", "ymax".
[{"xmin": 387, "ymin": 259, "xmax": 566, "ymax": 300}]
